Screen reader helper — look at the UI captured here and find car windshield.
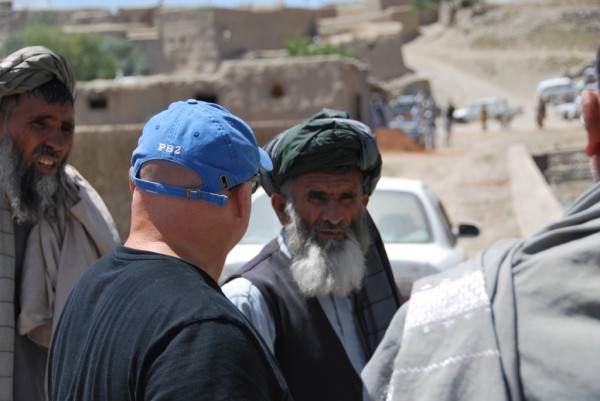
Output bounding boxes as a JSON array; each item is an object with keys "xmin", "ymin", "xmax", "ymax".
[
  {"xmin": 389, "ymin": 96, "xmax": 416, "ymax": 117},
  {"xmin": 239, "ymin": 188, "xmax": 433, "ymax": 245},
  {"xmin": 367, "ymin": 189, "xmax": 432, "ymax": 243}
]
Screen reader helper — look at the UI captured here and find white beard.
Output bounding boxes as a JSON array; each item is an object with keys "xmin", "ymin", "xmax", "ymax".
[{"xmin": 285, "ymin": 203, "xmax": 371, "ymax": 298}]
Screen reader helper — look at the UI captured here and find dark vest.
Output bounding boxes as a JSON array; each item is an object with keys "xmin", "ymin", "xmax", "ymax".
[{"xmin": 236, "ymin": 240, "xmax": 364, "ymax": 401}]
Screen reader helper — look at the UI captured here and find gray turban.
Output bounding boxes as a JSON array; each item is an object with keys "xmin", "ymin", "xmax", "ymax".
[
  {"xmin": 0, "ymin": 46, "xmax": 76, "ymax": 101},
  {"xmin": 260, "ymin": 108, "xmax": 382, "ymax": 196}
]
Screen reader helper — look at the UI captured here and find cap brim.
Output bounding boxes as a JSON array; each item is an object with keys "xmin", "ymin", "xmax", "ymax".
[{"xmin": 258, "ymin": 147, "xmax": 273, "ymax": 172}]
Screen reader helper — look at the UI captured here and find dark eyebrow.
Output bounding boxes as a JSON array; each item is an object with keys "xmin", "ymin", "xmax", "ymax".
[
  {"xmin": 307, "ymin": 189, "xmax": 357, "ymax": 201},
  {"xmin": 62, "ymin": 120, "xmax": 75, "ymax": 131},
  {"xmin": 339, "ymin": 191, "xmax": 356, "ymax": 199},
  {"xmin": 33, "ymin": 113, "xmax": 75, "ymax": 131},
  {"xmin": 307, "ymin": 189, "xmax": 327, "ymax": 199}
]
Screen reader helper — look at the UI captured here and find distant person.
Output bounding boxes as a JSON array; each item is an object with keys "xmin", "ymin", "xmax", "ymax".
[
  {"xmin": 500, "ymin": 98, "xmax": 511, "ymax": 130},
  {"xmin": 362, "ymin": 87, "xmax": 600, "ymax": 401},
  {"xmin": 444, "ymin": 100, "xmax": 455, "ymax": 146},
  {"xmin": 536, "ymin": 97, "xmax": 546, "ymax": 129},
  {"xmin": 370, "ymin": 93, "xmax": 390, "ymax": 129},
  {"xmin": 223, "ymin": 108, "xmax": 402, "ymax": 401},
  {"xmin": 48, "ymin": 100, "xmax": 291, "ymax": 401},
  {"xmin": 424, "ymin": 109, "xmax": 436, "ymax": 150},
  {"xmin": 480, "ymin": 104, "xmax": 488, "ymax": 131},
  {"xmin": 0, "ymin": 46, "xmax": 119, "ymax": 401}
]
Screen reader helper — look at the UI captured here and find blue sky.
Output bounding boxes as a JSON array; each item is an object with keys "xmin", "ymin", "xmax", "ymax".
[{"xmin": 13, "ymin": 0, "xmax": 346, "ymax": 12}]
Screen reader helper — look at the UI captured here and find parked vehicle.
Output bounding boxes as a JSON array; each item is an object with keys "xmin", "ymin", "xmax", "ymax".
[
  {"xmin": 388, "ymin": 116, "xmax": 420, "ymax": 143},
  {"xmin": 552, "ymin": 81, "xmax": 596, "ymax": 121},
  {"xmin": 552, "ymin": 100, "xmax": 580, "ymax": 120},
  {"xmin": 387, "ymin": 93, "xmax": 437, "ymax": 145},
  {"xmin": 452, "ymin": 97, "xmax": 523, "ymax": 124},
  {"xmin": 389, "ymin": 95, "xmax": 418, "ymax": 119},
  {"xmin": 536, "ymin": 77, "xmax": 577, "ymax": 105},
  {"xmin": 220, "ymin": 177, "xmax": 480, "ymax": 301}
]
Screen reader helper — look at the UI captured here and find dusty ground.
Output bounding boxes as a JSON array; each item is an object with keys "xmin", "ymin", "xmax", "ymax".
[{"xmin": 378, "ymin": 2, "xmax": 598, "ymax": 258}]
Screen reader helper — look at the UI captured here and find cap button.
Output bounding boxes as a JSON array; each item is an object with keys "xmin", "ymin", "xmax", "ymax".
[{"xmin": 187, "ymin": 99, "xmax": 198, "ymax": 104}]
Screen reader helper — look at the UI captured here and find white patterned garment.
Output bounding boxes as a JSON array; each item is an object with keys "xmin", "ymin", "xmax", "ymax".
[{"xmin": 362, "ymin": 181, "xmax": 600, "ymax": 401}]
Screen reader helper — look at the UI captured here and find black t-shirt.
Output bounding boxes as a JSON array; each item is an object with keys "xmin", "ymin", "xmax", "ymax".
[{"xmin": 49, "ymin": 244, "xmax": 291, "ymax": 401}]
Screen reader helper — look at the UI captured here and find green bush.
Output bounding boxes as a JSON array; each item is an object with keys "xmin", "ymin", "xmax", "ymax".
[
  {"xmin": 1, "ymin": 14, "xmax": 149, "ymax": 81},
  {"xmin": 283, "ymin": 34, "xmax": 353, "ymax": 58}
]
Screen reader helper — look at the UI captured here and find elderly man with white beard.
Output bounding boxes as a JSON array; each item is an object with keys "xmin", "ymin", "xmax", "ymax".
[
  {"xmin": 223, "ymin": 108, "xmax": 402, "ymax": 401},
  {"xmin": 0, "ymin": 46, "xmax": 119, "ymax": 401}
]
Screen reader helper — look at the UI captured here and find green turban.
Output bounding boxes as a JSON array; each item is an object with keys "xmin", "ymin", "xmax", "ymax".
[
  {"xmin": 260, "ymin": 108, "xmax": 382, "ymax": 196},
  {"xmin": 0, "ymin": 46, "xmax": 76, "ymax": 101}
]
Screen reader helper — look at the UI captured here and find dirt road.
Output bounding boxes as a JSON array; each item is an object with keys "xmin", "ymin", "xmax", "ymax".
[{"xmin": 380, "ymin": 23, "xmax": 593, "ymax": 258}]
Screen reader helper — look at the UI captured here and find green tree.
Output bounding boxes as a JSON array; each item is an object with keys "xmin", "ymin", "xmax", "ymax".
[
  {"xmin": 283, "ymin": 34, "xmax": 312, "ymax": 57},
  {"xmin": 101, "ymin": 36, "xmax": 150, "ymax": 77},
  {"xmin": 283, "ymin": 34, "xmax": 353, "ymax": 58},
  {"xmin": 1, "ymin": 14, "xmax": 149, "ymax": 81}
]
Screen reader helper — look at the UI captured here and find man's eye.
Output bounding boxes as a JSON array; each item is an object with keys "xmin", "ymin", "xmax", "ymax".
[{"xmin": 308, "ymin": 192, "xmax": 327, "ymax": 202}]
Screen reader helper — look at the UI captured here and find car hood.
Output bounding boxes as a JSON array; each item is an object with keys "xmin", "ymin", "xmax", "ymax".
[{"xmin": 384, "ymin": 242, "xmax": 464, "ymax": 300}]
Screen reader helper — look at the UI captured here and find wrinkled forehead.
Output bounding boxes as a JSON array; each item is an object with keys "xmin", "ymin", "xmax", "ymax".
[{"xmin": 289, "ymin": 169, "xmax": 362, "ymax": 194}]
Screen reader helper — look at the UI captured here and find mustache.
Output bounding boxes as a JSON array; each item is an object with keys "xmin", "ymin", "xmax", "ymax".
[
  {"xmin": 30, "ymin": 145, "xmax": 62, "ymax": 164},
  {"xmin": 311, "ymin": 219, "xmax": 349, "ymax": 232}
]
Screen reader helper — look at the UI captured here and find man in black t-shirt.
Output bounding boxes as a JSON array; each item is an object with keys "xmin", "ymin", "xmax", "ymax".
[{"xmin": 48, "ymin": 100, "xmax": 291, "ymax": 401}]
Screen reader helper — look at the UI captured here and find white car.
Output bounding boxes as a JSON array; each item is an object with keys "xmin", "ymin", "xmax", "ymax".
[
  {"xmin": 552, "ymin": 101, "xmax": 579, "ymax": 120},
  {"xmin": 220, "ymin": 177, "xmax": 480, "ymax": 300},
  {"xmin": 553, "ymin": 82, "xmax": 597, "ymax": 121},
  {"xmin": 536, "ymin": 77, "xmax": 577, "ymax": 104},
  {"xmin": 452, "ymin": 97, "xmax": 523, "ymax": 124}
]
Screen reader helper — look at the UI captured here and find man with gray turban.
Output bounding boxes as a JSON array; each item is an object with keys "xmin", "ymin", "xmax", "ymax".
[
  {"xmin": 223, "ymin": 108, "xmax": 402, "ymax": 401},
  {"xmin": 0, "ymin": 46, "xmax": 119, "ymax": 401},
  {"xmin": 362, "ymin": 51, "xmax": 600, "ymax": 401}
]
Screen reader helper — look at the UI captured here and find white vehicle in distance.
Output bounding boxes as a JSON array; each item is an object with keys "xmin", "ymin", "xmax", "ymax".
[
  {"xmin": 220, "ymin": 176, "xmax": 480, "ymax": 301},
  {"xmin": 452, "ymin": 97, "xmax": 523, "ymax": 124},
  {"xmin": 536, "ymin": 77, "xmax": 577, "ymax": 104}
]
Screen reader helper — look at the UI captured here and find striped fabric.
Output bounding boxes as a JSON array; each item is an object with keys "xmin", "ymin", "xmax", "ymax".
[{"xmin": 0, "ymin": 197, "xmax": 15, "ymax": 401}]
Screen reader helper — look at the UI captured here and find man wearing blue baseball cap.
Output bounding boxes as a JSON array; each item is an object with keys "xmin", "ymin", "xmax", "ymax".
[{"xmin": 48, "ymin": 100, "xmax": 291, "ymax": 401}]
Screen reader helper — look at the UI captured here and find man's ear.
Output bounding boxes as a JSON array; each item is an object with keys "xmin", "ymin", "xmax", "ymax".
[
  {"xmin": 271, "ymin": 193, "xmax": 289, "ymax": 225},
  {"xmin": 362, "ymin": 194, "xmax": 369, "ymax": 207},
  {"xmin": 229, "ymin": 183, "xmax": 250, "ymax": 219},
  {"xmin": 128, "ymin": 167, "xmax": 135, "ymax": 192}
]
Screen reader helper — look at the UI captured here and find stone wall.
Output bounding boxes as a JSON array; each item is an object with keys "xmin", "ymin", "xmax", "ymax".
[
  {"xmin": 345, "ymin": 31, "xmax": 406, "ymax": 81},
  {"xmin": 68, "ymin": 124, "xmax": 142, "ymax": 239},
  {"xmin": 214, "ymin": 7, "xmax": 330, "ymax": 57},
  {"xmin": 155, "ymin": 7, "xmax": 331, "ymax": 75},
  {"xmin": 159, "ymin": 8, "xmax": 219, "ymax": 74},
  {"xmin": 217, "ymin": 56, "xmax": 371, "ymax": 123},
  {"xmin": 74, "ymin": 56, "xmax": 372, "ymax": 129},
  {"xmin": 366, "ymin": 0, "xmax": 413, "ymax": 12}
]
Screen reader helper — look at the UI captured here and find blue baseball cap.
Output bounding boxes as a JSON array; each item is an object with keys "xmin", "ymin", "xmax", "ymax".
[{"xmin": 131, "ymin": 99, "xmax": 272, "ymax": 207}]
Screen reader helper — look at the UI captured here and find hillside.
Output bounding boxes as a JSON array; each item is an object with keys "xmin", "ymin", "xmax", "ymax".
[
  {"xmin": 377, "ymin": 1, "xmax": 598, "ymax": 257},
  {"xmin": 400, "ymin": 0, "xmax": 599, "ymax": 121}
]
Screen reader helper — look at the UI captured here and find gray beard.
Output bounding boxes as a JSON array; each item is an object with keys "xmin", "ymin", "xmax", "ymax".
[
  {"xmin": 0, "ymin": 132, "xmax": 62, "ymax": 224},
  {"xmin": 285, "ymin": 203, "xmax": 371, "ymax": 298}
]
